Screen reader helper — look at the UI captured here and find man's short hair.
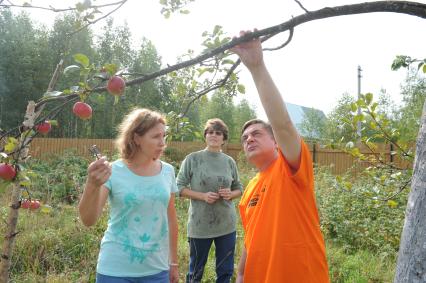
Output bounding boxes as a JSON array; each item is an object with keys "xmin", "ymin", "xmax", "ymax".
[{"xmin": 241, "ymin": 119, "xmax": 274, "ymax": 139}]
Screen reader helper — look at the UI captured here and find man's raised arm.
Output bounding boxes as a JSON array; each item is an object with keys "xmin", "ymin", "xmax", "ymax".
[{"xmin": 232, "ymin": 30, "xmax": 301, "ymax": 170}]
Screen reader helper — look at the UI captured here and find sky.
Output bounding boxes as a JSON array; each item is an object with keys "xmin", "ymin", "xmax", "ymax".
[{"xmin": 15, "ymin": 0, "xmax": 426, "ymax": 118}]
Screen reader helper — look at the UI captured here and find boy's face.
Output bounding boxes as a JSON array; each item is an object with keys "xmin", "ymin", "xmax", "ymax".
[{"xmin": 241, "ymin": 123, "xmax": 276, "ymax": 166}]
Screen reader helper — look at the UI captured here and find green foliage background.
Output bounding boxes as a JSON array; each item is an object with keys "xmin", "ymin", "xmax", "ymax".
[{"xmin": 0, "ymin": 152, "xmax": 403, "ymax": 283}]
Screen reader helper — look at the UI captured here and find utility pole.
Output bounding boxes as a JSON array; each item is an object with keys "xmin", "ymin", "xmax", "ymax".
[{"xmin": 357, "ymin": 65, "xmax": 362, "ymax": 138}]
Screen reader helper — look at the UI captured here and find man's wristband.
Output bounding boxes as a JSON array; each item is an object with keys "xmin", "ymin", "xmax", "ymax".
[{"xmin": 169, "ymin": 262, "xmax": 179, "ymax": 267}]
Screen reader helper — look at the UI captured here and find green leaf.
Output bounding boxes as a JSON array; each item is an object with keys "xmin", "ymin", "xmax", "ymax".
[
  {"xmin": 103, "ymin": 64, "xmax": 118, "ymax": 76},
  {"xmin": 64, "ymin": 65, "xmax": 80, "ymax": 75},
  {"xmin": 75, "ymin": 0, "xmax": 91, "ymax": 12},
  {"xmin": 237, "ymin": 84, "xmax": 246, "ymax": 94},
  {"xmin": 21, "ymin": 190, "xmax": 29, "ymax": 199},
  {"xmin": 43, "ymin": 91, "xmax": 63, "ymax": 98},
  {"xmin": 423, "ymin": 64, "xmax": 426, "ymax": 74},
  {"xmin": 221, "ymin": 59, "xmax": 235, "ymax": 65},
  {"xmin": 391, "ymin": 55, "xmax": 410, "ymax": 71},
  {"xmin": 365, "ymin": 93, "xmax": 373, "ymax": 105},
  {"xmin": 345, "ymin": 141, "xmax": 354, "ymax": 149},
  {"xmin": 73, "ymin": 53, "xmax": 90, "ymax": 68},
  {"xmin": 19, "ymin": 180, "xmax": 31, "ymax": 188},
  {"xmin": 387, "ymin": 200, "xmax": 398, "ymax": 208},
  {"xmin": 5, "ymin": 137, "xmax": 18, "ymax": 153},
  {"xmin": 350, "ymin": 103, "xmax": 358, "ymax": 113},
  {"xmin": 343, "ymin": 181, "xmax": 352, "ymax": 190},
  {"xmin": 48, "ymin": 120, "xmax": 58, "ymax": 126},
  {"xmin": 179, "ymin": 9, "xmax": 190, "ymax": 14},
  {"xmin": 213, "ymin": 25, "xmax": 222, "ymax": 35},
  {"xmin": 75, "ymin": 3, "xmax": 86, "ymax": 12},
  {"xmin": 40, "ymin": 205, "xmax": 52, "ymax": 214}
]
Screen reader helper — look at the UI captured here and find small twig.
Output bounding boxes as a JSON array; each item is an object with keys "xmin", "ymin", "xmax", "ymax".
[
  {"xmin": 263, "ymin": 28, "xmax": 294, "ymax": 51},
  {"xmin": 365, "ymin": 109, "xmax": 414, "ymax": 159},
  {"xmin": 294, "ymin": 0, "xmax": 310, "ymax": 13},
  {"xmin": 67, "ymin": 0, "xmax": 128, "ymax": 36},
  {"xmin": 46, "ymin": 59, "xmax": 64, "ymax": 92},
  {"xmin": 180, "ymin": 59, "xmax": 241, "ymax": 117}
]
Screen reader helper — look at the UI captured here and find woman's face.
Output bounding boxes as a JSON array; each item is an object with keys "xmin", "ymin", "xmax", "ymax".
[
  {"xmin": 134, "ymin": 122, "xmax": 166, "ymax": 160},
  {"xmin": 205, "ymin": 128, "xmax": 224, "ymax": 148}
]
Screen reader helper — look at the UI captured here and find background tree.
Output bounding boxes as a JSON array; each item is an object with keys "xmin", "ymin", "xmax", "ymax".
[{"xmin": 299, "ymin": 107, "xmax": 327, "ymax": 141}]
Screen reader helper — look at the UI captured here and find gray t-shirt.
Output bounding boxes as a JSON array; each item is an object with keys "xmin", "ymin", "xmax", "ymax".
[{"xmin": 176, "ymin": 149, "xmax": 243, "ymax": 238}]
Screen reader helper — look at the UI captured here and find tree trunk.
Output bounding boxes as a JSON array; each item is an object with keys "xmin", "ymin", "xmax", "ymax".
[
  {"xmin": 0, "ymin": 101, "xmax": 37, "ymax": 283},
  {"xmin": 0, "ymin": 185, "xmax": 21, "ymax": 282},
  {"xmin": 394, "ymin": 100, "xmax": 426, "ymax": 282}
]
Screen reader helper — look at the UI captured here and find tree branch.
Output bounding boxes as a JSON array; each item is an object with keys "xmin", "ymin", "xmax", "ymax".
[
  {"xmin": 29, "ymin": 1, "xmax": 426, "ymax": 111},
  {"xmin": 0, "ymin": 1, "xmax": 127, "ymax": 13},
  {"xmin": 85, "ymin": 1, "xmax": 426, "ymax": 92}
]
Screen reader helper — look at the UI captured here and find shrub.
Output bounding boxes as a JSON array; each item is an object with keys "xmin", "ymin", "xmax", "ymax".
[
  {"xmin": 26, "ymin": 150, "xmax": 89, "ymax": 204},
  {"xmin": 315, "ymin": 166, "xmax": 408, "ymax": 254}
]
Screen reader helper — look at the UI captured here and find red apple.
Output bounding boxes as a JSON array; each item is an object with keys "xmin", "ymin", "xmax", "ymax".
[
  {"xmin": 21, "ymin": 200, "xmax": 30, "ymax": 209},
  {"xmin": 21, "ymin": 200, "xmax": 41, "ymax": 210},
  {"xmin": 107, "ymin": 76, "xmax": 126, "ymax": 96},
  {"xmin": 0, "ymin": 163, "xmax": 16, "ymax": 181},
  {"xmin": 73, "ymin": 102, "xmax": 92, "ymax": 120},
  {"xmin": 30, "ymin": 200, "xmax": 41, "ymax": 210},
  {"xmin": 36, "ymin": 121, "xmax": 51, "ymax": 134}
]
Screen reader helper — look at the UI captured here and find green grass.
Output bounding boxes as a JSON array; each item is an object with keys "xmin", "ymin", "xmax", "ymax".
[
  {"xmin": 0, "ymin": 157, "xmax": 399, "ymax": 282},
  {"xmin": 0, "ymin": 193, "xmax": 396, "ymax": 283}
]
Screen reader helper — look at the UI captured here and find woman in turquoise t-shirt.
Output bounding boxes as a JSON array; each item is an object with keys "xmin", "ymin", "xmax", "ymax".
[{"xmin": 79, "ymin": 108, "xmax": 179, "ymax": 283}]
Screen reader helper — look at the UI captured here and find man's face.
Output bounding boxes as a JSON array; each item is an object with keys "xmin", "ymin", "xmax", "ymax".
[{"xmin": 241, "ymin": 123, "xmax": 276, "ymax": 166}]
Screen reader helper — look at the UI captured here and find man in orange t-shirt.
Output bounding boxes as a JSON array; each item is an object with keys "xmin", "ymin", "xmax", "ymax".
[{"xmin": 231, "ymin": 31, "xmax": 330, "ymax": 283}]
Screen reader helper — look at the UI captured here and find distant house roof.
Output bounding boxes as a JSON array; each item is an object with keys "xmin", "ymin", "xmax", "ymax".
[{"xmin": 285, "ymin": 102, "xmax": 326, "ymax": 137}]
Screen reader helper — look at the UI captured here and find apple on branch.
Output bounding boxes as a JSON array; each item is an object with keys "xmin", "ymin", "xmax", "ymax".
[
  {"xmin": 107, "ymin": 76, "xmax": 126, "ymax": 96},
  {"xmin": 21, "ymin": 199, "xmax": 41, "ymax": 210},
  {"xmin": 73, "ymin": 101, "xmax": 92, "ymax": 120},
  {"xmin": 35, "ymin": 121, "xmax": 51, "ymax": 134},
  {"xmin": 0, "ymin": 163, "xmax": 16, "ymax": 181}
]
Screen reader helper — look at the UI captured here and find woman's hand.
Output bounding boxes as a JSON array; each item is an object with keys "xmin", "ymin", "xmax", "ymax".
[
  {"xmin": 169, "ymin": 265, "xmax": 179, "ymax": 283},
  {"xmin": 218, "ymin": 188, "xmax": 232, "ymax": 200},
  {"xmin": 204, "ymin": 191, "xmax": 220, "ymax": 204},
  {"xmin": 86, "ymin": 157, "xmax": 111, "ymax": 187}
]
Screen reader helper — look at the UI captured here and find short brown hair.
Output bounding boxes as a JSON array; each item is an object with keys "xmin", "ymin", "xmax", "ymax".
[
  {"xmin": 203, "ymin": 118, "xmax": 229, "ymax": 141},
  {"xmin": 115, "ymin": 108, "xmax": 166, "ymax": 160},
  {"xmin": 241, "ymin": 119, "xmax": 274, "ymax": 139}
]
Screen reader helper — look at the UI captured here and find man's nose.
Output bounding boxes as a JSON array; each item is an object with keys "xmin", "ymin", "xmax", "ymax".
[{"xmin": 246, "ymin": 134, "xmax": 255, "ymax": 142}]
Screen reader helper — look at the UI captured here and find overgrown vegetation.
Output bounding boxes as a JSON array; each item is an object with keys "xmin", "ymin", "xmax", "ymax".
[{"xmin": 0, "ymin": 152, "xmax": 403, "ymax": 282}]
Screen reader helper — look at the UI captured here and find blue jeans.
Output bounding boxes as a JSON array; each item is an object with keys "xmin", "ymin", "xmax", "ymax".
[
  {"xmin": 96, "ymin": 270, "xmax": 169, "ymax": 283},
  {"xmin": 186, "ymin": 231, "xmax": 236, "ymax": 283}
]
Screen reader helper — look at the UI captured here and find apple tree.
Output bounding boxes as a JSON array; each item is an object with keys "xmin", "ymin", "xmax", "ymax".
[{"xmin": 1, "ymin": 1, "xmax": 426, "ymax": 282}]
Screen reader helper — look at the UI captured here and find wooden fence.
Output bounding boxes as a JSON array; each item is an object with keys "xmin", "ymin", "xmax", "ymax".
[{"xmin": 29, "ymin": 138, "xmax": 412, "ymax": 174}]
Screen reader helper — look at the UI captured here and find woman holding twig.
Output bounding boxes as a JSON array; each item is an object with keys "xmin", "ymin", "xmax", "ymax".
[{"xmin": 79, "ymin": 108, "xmax": 179, "ymax": 283}]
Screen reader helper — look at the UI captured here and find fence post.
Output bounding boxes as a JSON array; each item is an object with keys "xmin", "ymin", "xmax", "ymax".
[{"xmin": 312, "ymin": 142, "xmax": 317, "ymax": 163}]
